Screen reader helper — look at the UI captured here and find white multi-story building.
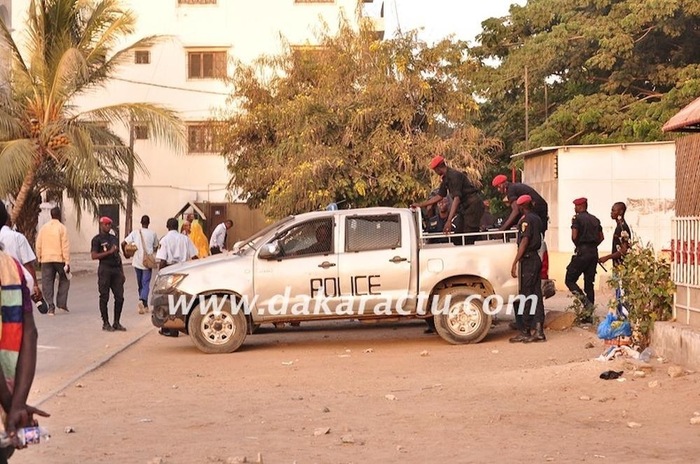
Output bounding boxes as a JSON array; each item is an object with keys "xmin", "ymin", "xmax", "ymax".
[{"xmin": 3, "ymin": 0, "xmax": 385, "ymax": 251}]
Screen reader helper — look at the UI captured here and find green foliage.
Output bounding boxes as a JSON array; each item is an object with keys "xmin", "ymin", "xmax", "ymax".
[
  {"xmin": 471, "ymin": 0, "xmax": 700, "ymax": 155},
  {"xmin": 566, "ymin": 296, "xmax": 598, "ymax": 326},
  {"xmin": 221, "ymin": 18, "xmax": 501, "ymax": 219},
  {"xmin": 607, "ymin": 242, "xmax": 675, "ymax": 348}
]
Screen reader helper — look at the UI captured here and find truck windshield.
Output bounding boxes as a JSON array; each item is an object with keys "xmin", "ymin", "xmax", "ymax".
[{"xmin": 235, "ymin": 216, "xmax": 294, "ymax": 252}]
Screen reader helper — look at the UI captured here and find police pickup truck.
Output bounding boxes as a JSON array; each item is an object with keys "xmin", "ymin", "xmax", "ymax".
[{"xmin": 151, "ymin": 207, "xmax": 528, "ymax": 354}]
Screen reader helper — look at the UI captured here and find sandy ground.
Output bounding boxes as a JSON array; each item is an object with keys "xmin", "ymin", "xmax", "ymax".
[{"xmin": 12, "ymin": 319, "xmax": 700, "ymax": 464}]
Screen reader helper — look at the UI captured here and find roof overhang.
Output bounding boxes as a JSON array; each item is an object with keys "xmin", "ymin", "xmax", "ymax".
[
  {"xmin": 511, "ymin": 141, "xmax": 675, "ymax": 159},
  {"xmin": 663, "ymin": 96, "xmax": 700, "ymax": 133},
  {"xmin": 175, "ymin": 201, "xmax": 207, "ymax": 220}
]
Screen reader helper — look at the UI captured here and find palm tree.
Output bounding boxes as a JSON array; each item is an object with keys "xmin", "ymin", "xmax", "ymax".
[{"xmin": 0, "ymin": 0, "xmax": 184, "ymax": 243}]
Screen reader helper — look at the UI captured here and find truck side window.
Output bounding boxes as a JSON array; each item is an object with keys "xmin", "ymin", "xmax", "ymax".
[
  {"xmin": 278, "ymin": 218, "xmax": 333, "ymax": 257},
  {"xmin": 345, "ymin": 215, "xmax": 401, "ymax": 252}
]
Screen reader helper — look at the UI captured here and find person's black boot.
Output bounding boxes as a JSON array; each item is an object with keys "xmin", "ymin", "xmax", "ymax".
[
  {"xmin": 509, "ymin": 314, "xmax": 524, "ymax": 331},
  {"xmin": 509, "ymin": 329, "xmax": 531, "ymax": 343},
  {"xmin": 524, "ymin": 323, "xmax": 546, "ymax": 343}
]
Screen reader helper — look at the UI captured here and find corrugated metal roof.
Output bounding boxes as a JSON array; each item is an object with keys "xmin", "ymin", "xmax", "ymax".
[{"xmin": 663, "ymin": 96, "xmax": 700, "ymax": 133}]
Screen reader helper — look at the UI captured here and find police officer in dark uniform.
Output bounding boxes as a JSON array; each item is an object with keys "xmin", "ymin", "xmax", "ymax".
[
  {"xmin": 411, "ymin": 155, "xmax": 484, "ymax": 244},
  {"xmin": 90, "ymin": 217, "xmax": 127, "ymax": 332},
  {"xmin": 565, "ymin": 198, "xmax": 604, "ymax": 317},
  {"xmin": 509, "ymin": 194, "xmax": 546, "ymax": 343},
  {"xmin": 492, "ymin": 174, "xmax": 549, "ymax": 237}
]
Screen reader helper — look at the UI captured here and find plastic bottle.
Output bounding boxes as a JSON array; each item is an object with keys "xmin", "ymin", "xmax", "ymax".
[
  {"xmin": 0, "ymin": 426, "xmax": 50, "ymax": 447},
  {"xmin": 639, "ymin": 347, "xmax": 654, "ymax": 363}
]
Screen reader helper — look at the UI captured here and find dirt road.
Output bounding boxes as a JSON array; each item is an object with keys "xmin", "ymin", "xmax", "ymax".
[{"xmin": 13, "ymin": 320, "xmax": 700, "ymax": 463}]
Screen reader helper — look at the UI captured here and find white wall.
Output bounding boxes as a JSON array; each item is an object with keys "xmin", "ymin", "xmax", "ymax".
[{"xmin": 556, "ymin": 142, "xmax": 676, "ymax": 255}]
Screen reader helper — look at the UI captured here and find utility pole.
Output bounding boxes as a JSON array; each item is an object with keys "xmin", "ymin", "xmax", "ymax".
[
  {"xmin": 125, "ymin": 121, "xmax": 135, "ymax": 236},
  {"xmin": 524, "ymin": 66, "xmax": 530, "ymax": 149}
]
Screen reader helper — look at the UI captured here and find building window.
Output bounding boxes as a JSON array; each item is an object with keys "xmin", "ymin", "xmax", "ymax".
[
  {"xmin": 135, "ymin": 50, "xmax": 150, "ymax": 64},
  {"xmin": 178, "ymin": 0, "xmax": 217, "ymax": 4},
  {"xmin": 187, "ymin": 123, "xmax": 224, "ymax": 154},
  {"xmin": 134, "ymin": 125, "xmax": 149, "ymax": 140},
  {"xmin": 187, "ymin": 51, "xmax": 227, "ymax": 79}
]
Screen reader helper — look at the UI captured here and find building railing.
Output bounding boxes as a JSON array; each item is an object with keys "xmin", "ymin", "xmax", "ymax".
[
  {"xmin": 671, "ymin": 217, "xmax": 700, "ymax": 324},
  {"xmin": 671, "ymin": 217, "xmax": 700, "ymax": 287}
]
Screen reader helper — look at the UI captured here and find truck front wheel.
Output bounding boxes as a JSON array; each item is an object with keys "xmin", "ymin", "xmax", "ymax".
[
  {"xmin": 188, "ymin": 297, "xmax": 248, "ymax": 354},
  {"xmin": 433, "ymin": 287, "xmax": 492, "ymax": 344}
]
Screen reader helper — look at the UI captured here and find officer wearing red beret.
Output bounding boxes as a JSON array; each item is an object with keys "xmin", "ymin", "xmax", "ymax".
[
  {"xmin": 565, "ymin": 198, "xmax": 604, "ymax": 320},
  {"xmin": 492, "ymin": 174, "xmax": 549, "ymax": 236},
  {"xmin": 509, "ymin": 194, "xmax": 546, "ymax": 343},
  {"xmin": 411, "ymin": 155, "xmax": 484, "ymax": 244}
]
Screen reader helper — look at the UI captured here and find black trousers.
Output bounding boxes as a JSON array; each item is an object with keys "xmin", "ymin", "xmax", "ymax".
[
  {"xmin": 517, "ymin": 254, "xmax": 544, "ymax": 330},
  {"xmin": 98, "ymin": 266, "xmax": 125, "ymax": 324},
  {"xmin": 454, "ymin": 195, "xmax": 485, "ymax": 245},
  {"xmin": 565, "ymin": 248, "xmax": 598, "ymax": 306}
]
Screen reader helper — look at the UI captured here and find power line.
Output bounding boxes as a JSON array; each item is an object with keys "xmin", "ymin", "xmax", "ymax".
[
  {"xmin": 112, "ymin": 77, "xmax": 230, "ymax": 96},
  {"xmin": 393, "ymin": 0, "xmax": 401, "ymax": 34}
]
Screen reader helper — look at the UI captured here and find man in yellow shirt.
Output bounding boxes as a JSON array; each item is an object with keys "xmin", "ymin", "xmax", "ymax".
[{"xmin": 35, "ymin": 207, "xmax": 70, "ymax": 315}]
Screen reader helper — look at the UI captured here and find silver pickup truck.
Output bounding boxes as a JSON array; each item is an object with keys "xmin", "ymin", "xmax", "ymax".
[{"xmin": 150, "ymin": 207, "xmax": 524, "ymax": 353}]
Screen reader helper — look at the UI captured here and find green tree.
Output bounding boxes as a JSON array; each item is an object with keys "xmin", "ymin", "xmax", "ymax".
[
  {"xmin": 472, "ymin": 0, "xmax": 700, "ymax": 155},
  {"xmin": 0, "ymin": 0, "xmax": 184, "ymax": 242},
  {"xmin": 221, "ymin": 18, "xmax": 501, "ymax": 219}
]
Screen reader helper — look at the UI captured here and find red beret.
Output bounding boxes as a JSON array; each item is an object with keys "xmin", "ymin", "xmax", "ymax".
[
  {"xmin": 492, "ymin": 174, "xmax": 508, "ymax": 187},
  {"xmin": 516, "ymin": 194, "xmax": 532, "ymax": 205},
  {"xmin": 429, "ymin": 155, "xmax": 445, "ymax": 169},
  {"xmin": 99, "ymin": 216, "xmax": 113, "ymax": 225},
  {"xmin": 573, "ymin": 197, "xmax": 587, "ymax": 206}
]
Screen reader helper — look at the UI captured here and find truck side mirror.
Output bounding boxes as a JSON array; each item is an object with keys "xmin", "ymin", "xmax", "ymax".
[{"xmin": 259, "ymin": 241, "xmax": 281, "ymax": 260}]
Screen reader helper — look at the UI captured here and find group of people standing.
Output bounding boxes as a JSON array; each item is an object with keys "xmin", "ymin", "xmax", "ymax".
[
  {"xmin": 412, "ymin": 155, "xmax": 632, "ymax": 343},
  {"xmin": 93, "ymin": 214, "xmax": 232, "ymax": 335}
]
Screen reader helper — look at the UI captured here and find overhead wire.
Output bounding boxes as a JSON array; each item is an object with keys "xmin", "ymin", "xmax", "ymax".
[{"xmin": 112, "ymin": 77, "xmax": 230, "ymax": 96}]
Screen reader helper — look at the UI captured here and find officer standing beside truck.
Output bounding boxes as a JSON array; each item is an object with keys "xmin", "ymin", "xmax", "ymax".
[
  {"xmin": 509, "ymin": 195, "xmax": 546, "ymax": 343},
  {"xmin": 565, "ymin": 197, "xmax": 604, "ymax": 320}
]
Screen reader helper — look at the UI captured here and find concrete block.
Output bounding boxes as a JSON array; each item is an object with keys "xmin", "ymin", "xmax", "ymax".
[{"xmin": 651, "ymin": 321, "xmax": 700, "ymax": 371}]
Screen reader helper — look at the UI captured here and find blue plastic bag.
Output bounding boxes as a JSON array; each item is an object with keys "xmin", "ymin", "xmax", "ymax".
[{"xmin": 597, "ymin": 312, "xmax": 632, "ymax": 340}]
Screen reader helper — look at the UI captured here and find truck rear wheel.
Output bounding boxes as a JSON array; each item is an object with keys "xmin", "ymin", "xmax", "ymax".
[
  {"xmin": 188, "ymin": 297, "xmax": 248, "ymax": 354},
  {"xmin": 433, "ymin": 287, "xmax": 492, "ymax": 344}
]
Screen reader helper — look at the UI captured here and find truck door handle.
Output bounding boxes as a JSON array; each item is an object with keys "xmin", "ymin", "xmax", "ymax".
[
  {"xmin": 389, "ymin": 256, "xmax": 408, "ymax": 263},
  {"xmin": 318, "ymin": 261, "xmax": 336, "ymax": 269}
]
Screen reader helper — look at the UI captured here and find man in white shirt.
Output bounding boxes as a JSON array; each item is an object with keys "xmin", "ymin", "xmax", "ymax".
[
  {"xmin": 0, "ymin": 203, "xmax": 46, "ymax": 307},
  {"xmin": 209, "ymin": 220, "xmax": 232, "ymax": 255},
  {"xmin": 122, "ymin": 215, "xmax": 158, "ymax": 314},
  {"xmin": 156, "ymin": 218, "xmax": 198, "ymax": 337}
]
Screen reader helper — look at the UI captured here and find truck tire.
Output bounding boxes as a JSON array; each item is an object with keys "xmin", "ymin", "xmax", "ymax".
[
  {"xmin": 188, "ymin": 297, "xmax": 248, "ymax": 354},
  {"xmin": 433, "ymin": 287, "xmax": 492, "ymax": 345}
]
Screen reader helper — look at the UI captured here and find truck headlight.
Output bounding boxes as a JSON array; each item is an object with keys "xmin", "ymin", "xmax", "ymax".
[{"xmin": 153, "ymin": 273, "xmax": 187, "ymax": 294}]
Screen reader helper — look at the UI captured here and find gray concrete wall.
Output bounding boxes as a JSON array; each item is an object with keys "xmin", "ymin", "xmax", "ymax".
[{"xmin": 651, "ymin": 321, "xmax": 700, "ymax": 370}]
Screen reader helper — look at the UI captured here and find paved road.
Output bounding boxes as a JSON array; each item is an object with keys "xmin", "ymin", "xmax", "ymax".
[{"xmin": 30, "ymin": 269, "xmax": 154, "ymax": 406}]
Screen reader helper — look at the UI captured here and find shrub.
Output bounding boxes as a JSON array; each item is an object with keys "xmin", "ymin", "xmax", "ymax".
[{"xmin": 607, "ymin": 242, "xmax": 674, "ymax": 348}]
